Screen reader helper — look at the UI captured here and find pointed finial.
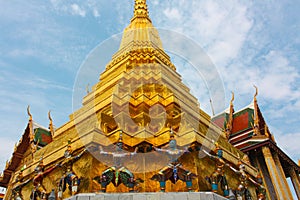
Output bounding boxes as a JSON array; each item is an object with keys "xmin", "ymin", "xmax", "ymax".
[
  {"xmin": 5, "ymin": 160, "xmax": 9, "ymax": 169},
  {"xmin": 48, "ymin": 110, "xmax": 55, "ymax": 137},
  {"xmin": 133, "ymin": 0, "xmax": 150, "ymax": 20},
  {"xmin": 225, "ymin": 92, "xmax": 234, "ymax": 139},
  {"xmin": 48, "ymin": 110, "xmax": 52, "ymax": 122},
  {"xmin": 230, "ymin": 91, "xmax": 235, "ymax": 105},
  {"xmin": 14, "ymin": 143, "xmax": 18, "ymax": 152},
  {"xmin": 298, "ymin": 159, "xmax": 300, "ymax": 166},
  {"xmin": 27, "ymin": 105, "xmax": 32, "ymax": 121},
  {"xmin": 253, "ymin": 85, "xmax": 258, "ymax": 101},
  {"xmin": 252, "ymin": 85, "xmax": 260, "ymax": 135}
]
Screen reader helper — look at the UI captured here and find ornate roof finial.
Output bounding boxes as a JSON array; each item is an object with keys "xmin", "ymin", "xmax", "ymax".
[
  {"xmin": 28, "ymin": 105, "xmax": 35, "ymax": 150},
  {"xmin": 5, "ymin": 160, "xmax": 9, "ymax": 169},
  {"xmin": 225, "ymin": 92, "xmax": 235, "ymax": 139},
  {"xmin": 253, "ymin": 85, "xmax": 260, "ymax": 135},
  {"xmin": 133, "ymin": 0, "xmax": 150, "ymax": 19},
  {"xmin": 14, "ymin": 142, "xmax": 18, "ymax": 152},
  {"xmin": 27, "ymin": 105, "xmax": 32, "ymax": 121},
  {"xmin": 48, "ymin": 110, "xmax": 55, "ymax": 138},
  {"xmin": 230, "ymin": 91, "xmax": 235, "ymax": 105},
  {"xmin": 254, "ymin": 85, "xmax": 258, "ymax": 99}
]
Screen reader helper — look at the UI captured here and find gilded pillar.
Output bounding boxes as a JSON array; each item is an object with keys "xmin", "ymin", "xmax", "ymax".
[
  {"xmin": 261, "ymin": 146, "xmax": 285, "ymax": 199},
  {"xmin": 254, "ymin": 155, "xmax": 272, "ymax": 200},
  {"xmin": 289, "ymin": 167, "xmax": 300, "ymax": 199},
  {"xmin": 273, "ymin": 152, "xmax": 294, "ymax": 199}
]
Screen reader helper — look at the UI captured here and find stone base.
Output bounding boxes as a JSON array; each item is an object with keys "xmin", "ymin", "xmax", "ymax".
[{"xmin": 65, "ymin": 192, "xmax": 227, "ymax": 200}]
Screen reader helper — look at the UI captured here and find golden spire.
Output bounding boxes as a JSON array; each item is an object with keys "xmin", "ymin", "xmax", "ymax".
[
  {"xmin": 253, "ymin": 85, "xmax": 260, "ymax": 135},
  {"xmin": 115, "ymin": 0, "xmax": 164, "ymax": 60},
  {"xmin": 225, "ymin": 92, "xmax": 234, "ymax": 139},
  {"xmin": 105, "ymin": 0, "xmax": 175, "ymax": 71},
  {"xmin": 133, "ymin": 0, "xmax": 150, "ymax": 21}
]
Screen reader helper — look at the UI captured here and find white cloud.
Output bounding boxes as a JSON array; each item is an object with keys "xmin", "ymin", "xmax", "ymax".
[
  {"xmin": 163, "ymin": 8, "xmax": 181, "ymax": 20},
  {"xmin": 93, "ymin": 8, "xmax": 100, "ymax": 17},
  {"xmin": 258, "ymin": 51, "xmax": 300, "ymax": 101},
  {"xmin": 71, "ymin": 4, "xmax": 86, "ymax": 17}
]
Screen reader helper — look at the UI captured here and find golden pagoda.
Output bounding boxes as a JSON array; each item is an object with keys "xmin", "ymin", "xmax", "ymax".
[{"xmin": 1, "ymin": 0, "xmax": 299, "ymax": 199}]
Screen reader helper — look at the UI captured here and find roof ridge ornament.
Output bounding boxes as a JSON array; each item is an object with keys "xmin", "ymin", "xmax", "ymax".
[
  {"xmin": 225, "ymin": 91, "xmax": 235, "ymax": 139},
  {"xmin": 230, "ymin": 91, "xmax": 235, "ymax": 105},
  {"xmin": 253, "ymin": 85, "xmax": 260, "ymax": 135},
  {"xmin": 253, "ymin": 85, "xmax": 258, "ymax": 102},
  {"xmin": 27, "ymin": 105, "xmax": 32, "ymax": 121},
  {"xmin": 48, "ymin": 110, "xmax": 55, "ymax": 138}
]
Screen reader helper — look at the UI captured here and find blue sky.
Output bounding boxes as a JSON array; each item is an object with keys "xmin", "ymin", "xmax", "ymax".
[{"xmin": 0, "ymin": 0, "xmax": 299, "ymax": 194}]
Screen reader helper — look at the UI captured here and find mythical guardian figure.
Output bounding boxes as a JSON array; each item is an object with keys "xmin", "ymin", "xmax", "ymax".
[
  {"xmin": 57, "ymin": 140, "xmax": 86, "ymax": 199},
  {"xmin": 228, "ymin": 161, "xmax": 253, "ymax": 200},
  {"xmin": 151, "ymin": 129, "xmax": 196, "ymax": 192},
  {"xmin": 201, "ymin": 143, "xmax": 229, "ymax": 197},
  {"xmin": 30, "ymin": 157, "xmax": 59, "ymax": 200},
  {"xmin": 11, "ymin": 166, "xmax": 30, "ymax": 200},
  {"xmin": 94, "ymin": 131, "xmax": 140, "ymax": 192}
]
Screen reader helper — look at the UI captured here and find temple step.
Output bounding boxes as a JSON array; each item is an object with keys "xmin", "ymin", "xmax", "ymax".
[{"xmin": 65, "ymin": 192, "xmax": 227, "ymax": 200}]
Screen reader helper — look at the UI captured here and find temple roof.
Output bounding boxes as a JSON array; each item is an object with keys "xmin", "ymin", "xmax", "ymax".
[
  {"xmin": 211, "ymin": 90, "xmax": 300, "ymax": 176},
  {"xmin": 0, "ymin": 115, "xmax": 52, "ymax": 187},
  {"xmin": 0, "ymin": 123, "xmax": 30, "ymax": 187}
]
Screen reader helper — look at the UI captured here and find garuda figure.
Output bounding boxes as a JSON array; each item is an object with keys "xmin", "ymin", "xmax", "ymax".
[
  {"xmin": 202, "ymin": 143, "xmax": 229, "ymax": 197},
  {"xmin": 57, "ymin": 140, "xmax": 86, "ymax": 199},
  {"xmin": 228, "ymin": 161, "xmax": 253, "ymax": 200},
  {"xmin": 30, "ymin": 157, "xmax": 59, "ymax": 200},
  {"xmin": 94, "ymin": 131, "xmax": 139, "ymax": 193},
  {"xmin": 11, "ymin": 166, "xmax": 30, "ymax": 200},
  {"xmin": 151, "ymin": 129, "xmax": 196, "ymax": 192}
]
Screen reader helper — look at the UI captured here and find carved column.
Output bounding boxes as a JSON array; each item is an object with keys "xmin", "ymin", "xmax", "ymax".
[
  {"xmin": 273, "ymin": 152, "xmax": 294, "ymax": 199},
  {"xmin": 289, "ymin": 167, "xmax": 300, "ymax": 199},
  {"xmin": 261, "ymin": 146, "xmax": 285, "ymax": 199}
]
